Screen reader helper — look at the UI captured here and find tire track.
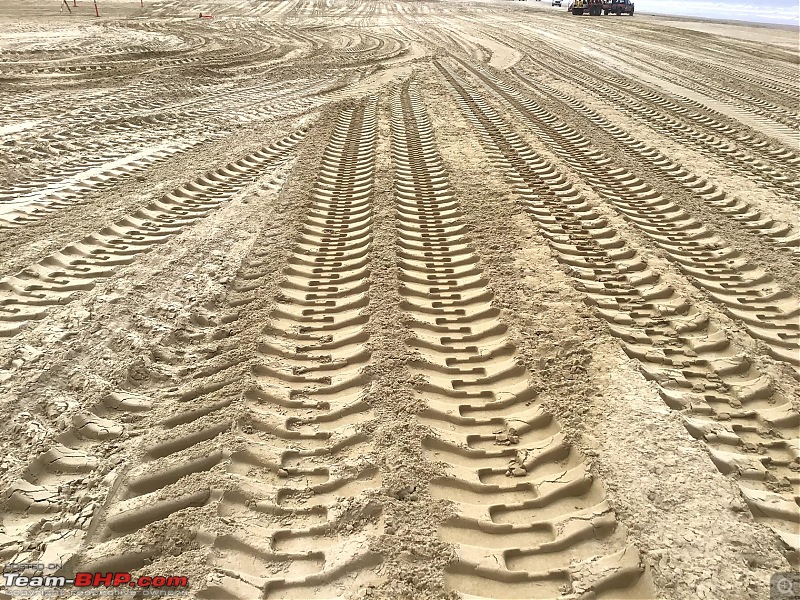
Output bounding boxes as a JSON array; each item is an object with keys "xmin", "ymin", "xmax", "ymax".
[
  {"xmin": 503, "ymin": 40, "xmax": 800, "ymax": 197},
  {"xmin": 0, "ymin": 141, "xmax": 201, "ymax": 229},
  {"xmin": 391, "ymin": 81, "xmax": 654, "ymax": 597},
  {"xmin": 458, "ymin": 60, "xmax": 800, "ymax": 369},
  {"xmin": 558, "ymin": 64, "xmax": 800, "ymax": 193},
  {"xmin": 641, "ymin": 60, "xmax": 800, "ymax": 133},
  {"xmin": 558, "ymin": 31, "xmax": 800, "ymax": 131},
  {"xmin": 0, "ymin": 130, "xmax": 306, "ymax": 338},
  {"xmin": 3, "ymin": 391, "xmax": 157, "ymax": 578},
  {"xmin": 510, "ymin": 72, "xmax": 799, "ymax": 253},
  {"xmin": 507, "ymin": 25, "xmax": 800, "ymax": 159},
  {"xmin": 331, "ymin": 30, "xmax": 408, "ymax": 65},
  {"xmin": 614, "ymin": 46, "xmax": 799, "ymax": 114},
  {"xmin": 1, "ymin": 156, "xmax": 299, "ymax": 583},
  {"xmin": 1, "ymin": 79, "xmax": 289, "ymax": 155},
  {"xmin": 1, "ymin": 77, "xmax": 338, "ymax": 224},
  {"xmin": 0, "ymin": 28, "xmax": 289, "ymax": 81},
  {"xmin": 435, "ymin": 60, "xmax": 800, "ymax": 564},
  {"xmin": 74, "ymin": 100, "xmax": 382, "ymax": 599},
  {"xmin": 699, "ymin": 61, "xmax": 798, "ymax": 103}
]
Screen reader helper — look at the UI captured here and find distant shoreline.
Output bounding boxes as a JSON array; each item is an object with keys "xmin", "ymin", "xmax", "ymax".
[{"xmin": 641, "ymin": 11, "xmax": 800, "ymax": 28}]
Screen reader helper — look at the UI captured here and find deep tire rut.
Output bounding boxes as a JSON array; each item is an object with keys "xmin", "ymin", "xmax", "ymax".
[
  {"xmin": 458, "ymin": 60, "xmax": 800, "ymax": 370},
  {"xmin": 71, "ymin": 100, "xmax": 383, "ymax": 599},
  {"xmin": 435, "ymin": 60, "xmax": 800, "ymax": 565},
  {"xmin": 0, "ymin": 131, "xmax": 305, "ymax": 337},
  {"xmin": 391, "ymin": 81, "xmax": 654, "ymax": 598}
]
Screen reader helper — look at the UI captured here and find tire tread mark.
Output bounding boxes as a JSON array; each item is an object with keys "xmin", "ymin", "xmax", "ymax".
[
  {"xmin": 76, "ymin": 103, "xmax": 383, "ymax": 599},
  {"xmin": 511, "ymin": 73, "xmax": 799, "ymax": 253},
  {"xmin": 391, "ymin": 80, "xmax": 653, "ymax": 598},
  {"xmin": 434, "ymin": 60, "xmax": 800, "ymax": 563},
  {"xmin": 0, "ymin": 130, "xmax": 307, "ymax": 337},
  {"xmin": 459, "ymin": 60, "xmax": 800, "ymax": 369},
  {"xmin": 508, "ymin": 47, "xmax": 800, "ymax": 197}
]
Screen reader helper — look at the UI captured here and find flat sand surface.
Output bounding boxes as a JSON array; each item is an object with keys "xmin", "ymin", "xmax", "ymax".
[
  {"xmin": 0, "ymin": 1, "xmax": 798, "ymax": 598},
  {"xmin": 653, "ymin": 17, "xmax": 799, "ymax": 46}
]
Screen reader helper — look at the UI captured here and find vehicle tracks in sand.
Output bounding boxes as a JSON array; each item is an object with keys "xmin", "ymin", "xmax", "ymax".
[
  {"xmin": 534, "ymin": 28, "xmax": 800, "ymax": 137},
  {"xmin": 0, "ymin": 130, "xmax": 306, "ymax": 338},
  {"xmin": 633, "ymin": 58, "xmax": 800, "ymax": 135},
  {"xmin": 0, "ymin": 141, "xmax": 202, "ymax": 229},
  {"xmin": 1, "ymin": 78, "xmax": 308, "ymax": 166},
  {"xmin": 332, "ymin": 31, "xmax": 409, "ymax": 65},
  {"xmin": 508, "ymin": 72, "xmax": 799, "ymax": 254},
  {"xmin": 598, "ymin": 43, "xmax": 800, "ymax": 119},
  {"xmin": 391, "ymin": 81, "xmax": 654, "ymax": 598},
  {"xmin": 457, "ymin": 59, "xmax": 800, "ymax": 370},
  {"xmin": 75, "ymin": 99, "xmax": 383, "ymax": 600},
  {"xmin": 502, "ymin": 23, "xmax": 799, "ymax": 155},
  {"xmin": 576, "ymin": 70, "xmax": 800, "ymax": 176},
  {"xmin": 0, "ymin": 77, "xmax": 340, "ymax": 228},
  {"xmin": 435, "ymin": 60, "xmax": 800, "ymax": 565},
  {"xmin": 0, "ymin": 30, "xmax": 292, "ymax": 81},
  {"xmin": 504, "ymin": 38, "xmax": 800, "ymax": 199},
  {"xmin": 3, "ymin": 4, "xmax": 799, "ymax": 596}
]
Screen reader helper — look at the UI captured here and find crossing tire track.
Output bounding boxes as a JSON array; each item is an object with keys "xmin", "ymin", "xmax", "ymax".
[
  {"xmin": 74, "ymin": 100, "xmax": 382, "ymax": 599},
  {"xmin": 391, "ymin": 80, "xmax": 654, "ymax": 598},
  {"xmin": 510, "ymin": 55, "xmax": 800, "ymax": 199},
  {"xmin": 3, "ymin": 4, "xmax": 798, "ymax": 595},
  {"xmin": 0, "ymin": 130, "xmax": 306, "ymax": 338},
  {"xmin": 335, "ymin": 32, "xmax": 408, "ymax": 64},
  {"xmin": 0, "ymin": 142, "xmax": 201, "ymax": 229},
  {"xmin": 549, "ymin": 32, "xmax": 800, "ymax": 132},
  {"xmin": 2, "ymin": 390, "xmax": 155, "ymax": 574},
  {"xmin": 435, "ymin": 60, "xmax": 800, "ymax": 564},
  {"xmin": 629, "ymin": 51, "xmax": 800, "ymax": 117},
  {"xmin": 510, "ymin": 73, "xmax": 798, "ymax": 253},
  {"xmin": 639, "ymin": 59, "xmax": 800, "ymax": 133},
  {"xmin": 1, "ymin": 77, "xmax": 340, "ymax": 226},
  {"xmin": 566, "ymin": 66, "xmax": 800, "ymax": 172},
  {"xmin": 458, "ymin": 60, "xmax": 800, "ymax": 370}
]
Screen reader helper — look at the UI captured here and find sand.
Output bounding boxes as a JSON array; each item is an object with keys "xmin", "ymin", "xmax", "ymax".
[{"xmin": 0, "ymin": 1, "xmax": 797, "ymax": 599}]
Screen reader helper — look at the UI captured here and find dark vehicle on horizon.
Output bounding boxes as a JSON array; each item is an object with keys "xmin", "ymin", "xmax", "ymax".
[{"xmin": 603, "ymin": 0, "xmax": 635, "ymax": 14}]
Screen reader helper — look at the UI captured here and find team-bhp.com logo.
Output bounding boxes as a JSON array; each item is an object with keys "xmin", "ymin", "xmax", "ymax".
[{"xmin": 3, "ymin": 570, "xmax": 189, "ymax": 596}]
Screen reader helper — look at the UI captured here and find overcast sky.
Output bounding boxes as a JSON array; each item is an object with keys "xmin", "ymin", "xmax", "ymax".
[{"xmin": 642, "ymin": 0, "xmax": 799, "ymax": 24}]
